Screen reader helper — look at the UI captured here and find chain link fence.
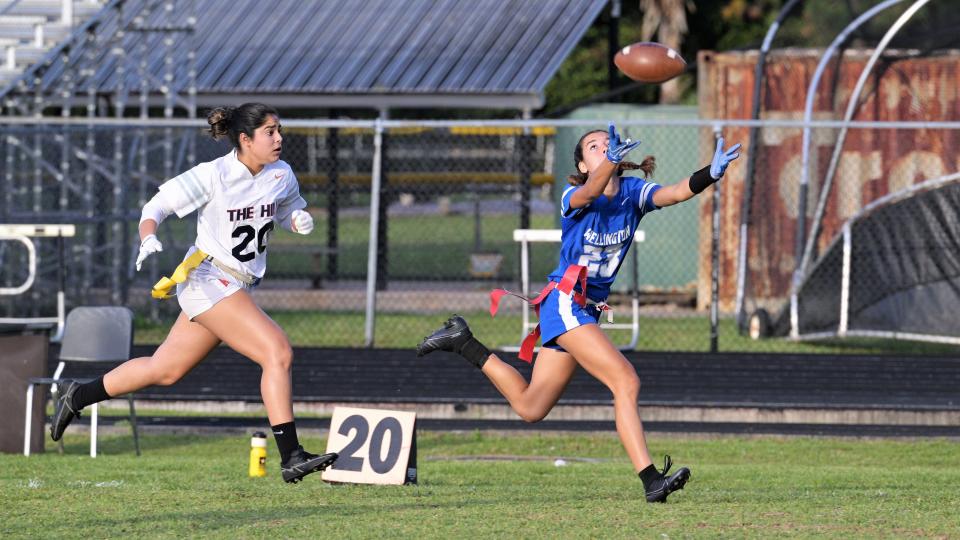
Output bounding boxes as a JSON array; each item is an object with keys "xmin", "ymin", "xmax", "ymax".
[{"xmin": 3, "ymin": 117, "xmax": 960, "ymax": 355}]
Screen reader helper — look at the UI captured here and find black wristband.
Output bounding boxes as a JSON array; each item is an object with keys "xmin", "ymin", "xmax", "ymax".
[{"xmin": 689, "ymin": 165, "xmax": 716, "ymax": 194}]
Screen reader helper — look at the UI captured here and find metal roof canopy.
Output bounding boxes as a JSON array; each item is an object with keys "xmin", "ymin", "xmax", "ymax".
[{"xmin": 3, "ymin": 0, "xmax": 608, "ymax": 112}]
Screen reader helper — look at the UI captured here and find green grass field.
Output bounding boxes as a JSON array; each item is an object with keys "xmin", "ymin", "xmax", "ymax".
[{"xmin": 5, "ymin": 432, "xmax": 958, "ymax": 538}]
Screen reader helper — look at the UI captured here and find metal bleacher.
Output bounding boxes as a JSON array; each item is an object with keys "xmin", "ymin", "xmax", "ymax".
[{"xmin": 0, "ymin": 0, "xmax": 104, "ymax": 87}]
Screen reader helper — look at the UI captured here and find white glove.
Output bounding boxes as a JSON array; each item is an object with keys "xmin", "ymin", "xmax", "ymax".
[
  {"xmin": 135, "ymin": 234, "xmax": 163, "ymax": 271},
  {"xmin": 291, "ymin": 209, "xmax": 314, "ymax": 235}
]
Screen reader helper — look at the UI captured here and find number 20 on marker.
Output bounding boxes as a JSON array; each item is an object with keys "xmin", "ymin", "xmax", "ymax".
[{"xmin": 322, "ymin": 407, "xmax": 417, "ymax": 485}]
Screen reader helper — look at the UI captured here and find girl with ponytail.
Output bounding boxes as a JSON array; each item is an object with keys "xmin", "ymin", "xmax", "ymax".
[
  {"xmin": 417, "ymin": 122, "xmax": 741, "ymax": 503},
  {"xmin": 566, "ymin": 128, "xmax": 656, "ymax": 186},
  {"xmin": 50, "ymin": 103, "xmax": 338, "ymax": 484}
]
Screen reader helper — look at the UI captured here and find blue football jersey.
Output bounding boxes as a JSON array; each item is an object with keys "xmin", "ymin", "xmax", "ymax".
[{"xmin": 548, "ymin": 176, "xmax": 661, "ymax": 301}]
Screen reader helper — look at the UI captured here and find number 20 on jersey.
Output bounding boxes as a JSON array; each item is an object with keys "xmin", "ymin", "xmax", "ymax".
[{"xmin": 321, "ymin": 406, "xmax": 417, "ymax": 485}]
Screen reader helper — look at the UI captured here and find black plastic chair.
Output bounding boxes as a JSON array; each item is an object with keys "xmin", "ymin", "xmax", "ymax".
[{"xmin": 23, "ymin": 306, "xmax": 140, "ymax": 457}]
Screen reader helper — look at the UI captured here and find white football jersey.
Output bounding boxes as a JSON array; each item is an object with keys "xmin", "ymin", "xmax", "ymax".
[{"xmin": 158, "ymin": 150, "xmax": 306, "ymax": 279}]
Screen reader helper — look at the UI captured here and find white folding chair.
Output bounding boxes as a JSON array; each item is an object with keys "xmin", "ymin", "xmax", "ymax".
[{"xmin": 24, "ymin": 306, "xmax": 140, "ymax": 457}]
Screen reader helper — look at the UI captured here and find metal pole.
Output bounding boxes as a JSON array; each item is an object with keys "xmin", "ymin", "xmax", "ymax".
[
  {"xmin": 56, "ymin": 232, "xmax": 65, "ymax": 340},
  {"xmin": 519, "ymin": 134, "xmax": 532, "ymax": 231},
  {"xmin": 186, "ymin": 2, "xmax": 196, "ymax": 121},
  {"xmin": 8, "ymin": 117, "xmax": 960, "ymax": 130},
  {"xmin": 327, "ymin": 126, "xmax": 339, "ymax": 280},
  {"xmin": 733, "ymin": 0, "xmax": 803, "ymax": 331},
  {"xmin": 364, "ymin": 117, "xmax": 384, "ymax": 347},
  {"xmin": 0, "ymin": 129, "xmax": 7, "ymax": 220},
  {"xmin": 376, "ymin": 109, "xmax": 389, "ymax": 291},
  {"xmin": 710, "ymin": 128, "xmax": 721, "ymax": 353},
  {"xmin": 32, "ymin": 62, "xmax": 43, "ymax": 214},
  {"xmin": 838, "ymin": 223, "xmax": 851, "ymax": 336},
  {"xmin": 3, "ymin": 119, "xmax": 16, "ymax": 218},
  {"xmin": 162, "ymin": 0, "xmax": 174, "ymax": 178},
  {"xmin": 59, "ymin": 43, "xmax": 75, "ymax": 215},
  {"xmin": 518, "ymin": 108, "xmax": 533, "ymax": 231},
  {"xmin": 520, "ymin": 236, "xmax": 530, "ymax": 338},
  {"xmin": 82, "ymin": 25, "xmax": 96, "ymax": 302},
  {"xmin": 31, "ymin": 128, "xmax": 41, "ymax": 212},
  {"xmin": 473, "ymin": 192, "xmax": 482, "ymax": 251},
  {"xmin": 112, "ymin": 1, "xmax": 127, "ymax": 305},
  {"xmin": 161, "ymin": 0, "xmax": 175, "ymax": 299},
  {"xmin": 135, "ymin": 3, "xmax": 158, "ymax": 321},
  {"xmin": 186, "ymin": 1, "xmax": 197, "ymax": 170}
]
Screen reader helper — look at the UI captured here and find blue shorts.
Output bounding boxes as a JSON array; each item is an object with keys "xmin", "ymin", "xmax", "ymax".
[{"xmin": 538, "ymin": 288, "xmax": 603, "ymax": 352}]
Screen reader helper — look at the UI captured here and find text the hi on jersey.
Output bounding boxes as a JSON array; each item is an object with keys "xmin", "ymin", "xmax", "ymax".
[{"xmin": 227, "ymin": 202, "xmax": 276, "ymax": 222}]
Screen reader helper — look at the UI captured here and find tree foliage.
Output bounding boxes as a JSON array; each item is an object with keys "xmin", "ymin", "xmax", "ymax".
[{"xmin": 540, "ymin": 0, "xmax": 951, "ymax": 115}]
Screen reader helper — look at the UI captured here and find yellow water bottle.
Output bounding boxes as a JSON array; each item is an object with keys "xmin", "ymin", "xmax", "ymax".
[{"xmin": 249, "ymin": 431, "xmax": 267, "ymax": 477}]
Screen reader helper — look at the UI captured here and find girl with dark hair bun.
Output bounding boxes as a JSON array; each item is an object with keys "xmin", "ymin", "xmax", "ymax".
[
  {"xmin": 50, "ymin": 103, "xmax": 338, "ymax": 483},
  {"xmin": 418, "ymin": 122, "xmax": 741, "ymax": 503},
  {"xmin": 205, "ymin": 103, "xmax": 279, "ymax": 149}
]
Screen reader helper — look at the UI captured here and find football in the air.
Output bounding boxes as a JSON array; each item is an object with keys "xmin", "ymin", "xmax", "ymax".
[{"xmin": 614, "ymin": 42, "xmax": 686, "ymax": 83}]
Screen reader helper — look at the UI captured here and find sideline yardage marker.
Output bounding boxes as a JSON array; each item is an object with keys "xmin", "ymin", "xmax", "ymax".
[{"xmin": 322, "ymin": 406, "xmax": 417, "ymax": 485}]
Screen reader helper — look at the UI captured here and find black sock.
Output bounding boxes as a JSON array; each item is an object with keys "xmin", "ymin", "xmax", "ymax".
[
  {"xmin": 638, "ymin": 464, "xmax": 661, "ymax": 491},
  {"xmin": 459, "ymin": 337, "xmax": 491, "ymax": 369},
  {"xmin": 272, "ymin": 421, "xmax": 300, "ymax": 463},
  {"xmin": 71, "ymin": 377, "xmax": 111, "ymax": 410}
]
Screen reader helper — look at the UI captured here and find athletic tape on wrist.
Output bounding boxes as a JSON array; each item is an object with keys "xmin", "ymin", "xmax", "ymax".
[{"xmin": 689, "ymin": 166, "xmax": 715, "ymax": 194}]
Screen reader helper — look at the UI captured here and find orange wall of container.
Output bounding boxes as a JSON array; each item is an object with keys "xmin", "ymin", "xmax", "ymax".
[{"xmin": 696, "ymin": 49, "xmax": 960, "ymax": 311}]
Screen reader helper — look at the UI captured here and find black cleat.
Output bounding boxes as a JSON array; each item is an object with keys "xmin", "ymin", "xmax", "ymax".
[
  {"xmin": 645, "ymin": 455, "xmax": 691, "ymax": 503},
  {"xmin": 281, "ymin": 446, "xmax": 338, "ymax": 484},
  {"xmin": 50, "ymin": 380, "xmax": 81, "ymax": 441},
  {"xmin": 416, "ymin": 315, "xmax": 473, "ymax": 357}
]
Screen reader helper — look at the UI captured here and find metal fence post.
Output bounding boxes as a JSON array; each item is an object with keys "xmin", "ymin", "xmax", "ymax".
[
  {"xmin": 364, "ymin": 117, "xmax": 385, "ymax": 347},
  {"xmin": 376, "ymin": 115, "xmax": 390, "ymax": 291},
  {"xmin": 326, "ymin": 126, "xmax": 339, "ymax": 280},
  {"xmin": 710, "ymin": 127, "xmax": 722, "ymax": 353},
  {"xmin": 733, "ymin": 0, "xmax": 803, "ymax": 331},
  {"xmin": 518, "ymin": 133, "xmax": 533, "ymax": 231},
  {"xmin": 1, "ymin": 129, "xmax": 7, "ymax": 222}
]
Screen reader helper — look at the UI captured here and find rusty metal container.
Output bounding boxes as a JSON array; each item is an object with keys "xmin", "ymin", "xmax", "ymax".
[{"xmin": 696, "ymin": 49, "xmax": 960, "ymax": 311}]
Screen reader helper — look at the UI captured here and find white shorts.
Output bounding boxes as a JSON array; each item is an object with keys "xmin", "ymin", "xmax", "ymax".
[{"xmin": 175, "ymin": 250, "xmax": 252, "ymax": 320}]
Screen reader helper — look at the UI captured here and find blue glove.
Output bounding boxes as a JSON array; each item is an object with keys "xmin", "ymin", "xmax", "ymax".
[
  {"xmin": 710, "ymin": 137, "xmax": 742, "ymax": 179},
  {"xmin": 605, "ymin": 122, "xmax": 641, "ymax": 164}
]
